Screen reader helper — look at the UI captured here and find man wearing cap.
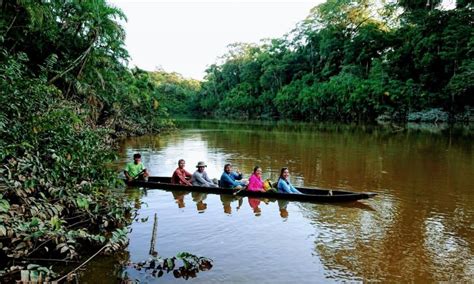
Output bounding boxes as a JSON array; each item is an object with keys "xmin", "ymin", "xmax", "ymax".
[{"xmin": 191, "ymin": 161, "xmax": 218, "ymax": 187}]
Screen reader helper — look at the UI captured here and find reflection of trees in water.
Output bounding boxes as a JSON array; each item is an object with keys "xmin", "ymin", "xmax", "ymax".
[
  {"xmin": 118, "ymin": 121, "xmax": 474, "ymax": 281},
  {"xmin": 423, "ymin": 216, "xmax": 474, "ymax": 281},
  {"xmin": 297, "ymin": 200, "xmax": 397, "ymax": 280},
  {"xmin": 119, "ymin": 121, "xmax": 472, "ymax": 199},
  {"xmin": 124, "ymin": 188, "xmax": 147, "ymax": 210},
  {"xmin": 177, "ymin": 119, "xmax": 474, "ymax": 138},
  {"xmin": 297, "ymin": 193, "xmax": 473, "ymax": 281},
  {"xmin": 193, "ymin": 121, "xmax": 472, "ymax": 196},
  {"xmin": 181, "ymin": 184, "xmax": 473, "ymax": 281},
  {"xmin": 122, "ymin": 212, "xmax": 213, "ymax": 282}
]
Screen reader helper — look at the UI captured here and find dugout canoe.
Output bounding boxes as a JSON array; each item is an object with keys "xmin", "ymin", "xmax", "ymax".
[{"xmin": 125, "ymin": 176, "xmax": 377, "ymax": 203}]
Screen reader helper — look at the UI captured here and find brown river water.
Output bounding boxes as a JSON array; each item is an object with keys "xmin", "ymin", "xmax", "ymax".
[{"xmin": 81, "ymin": 120, "xmax": 473, "ymax": 283}]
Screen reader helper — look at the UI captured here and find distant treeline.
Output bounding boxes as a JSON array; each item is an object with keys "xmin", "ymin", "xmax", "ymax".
[
  {"xmin": 189, "ymin": 0, "xmax": 473, "ymax": 122},
  {"xmin": 148, "ymin": 70, "xmax": 201, "ymax": 117}
]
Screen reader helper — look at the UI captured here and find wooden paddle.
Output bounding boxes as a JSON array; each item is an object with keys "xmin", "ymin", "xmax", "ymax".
[
  {"xmin": 233, "ymin": 187, "xmax": 245, "ymax": 196},
  {"xmin": 128, "ymin": 169, "xmax": 147, "ymax": 182}
]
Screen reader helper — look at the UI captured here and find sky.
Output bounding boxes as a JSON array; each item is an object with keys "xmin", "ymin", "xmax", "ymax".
[{"xmin": 108, "ymin": 0, "xmax": 323, "ymax": 80}]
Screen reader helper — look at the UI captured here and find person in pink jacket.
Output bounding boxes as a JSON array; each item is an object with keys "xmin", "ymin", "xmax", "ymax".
[{"xmin": 247, "ymin": 166, "xmax": 265, "ymax": 192}]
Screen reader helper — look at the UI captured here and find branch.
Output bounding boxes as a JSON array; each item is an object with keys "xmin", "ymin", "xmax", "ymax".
[
  {"xmin": 5, "ymin": 14, "xmax": 18, "ymax": 35},
  {"xmin": 48, "ymin": 34, "xmax": 97, "ymax": 84},
  {"xmin": 66, "ymin": 217, "xmax": 92, "ymax": 229},
  {"xmin": 26, "ymin": 239, "xmax": 52, "ymax": 257},
  {"xmin": 149, "ymin": 213, "xmax": 158, "ymax": 255},
  {"xmin": 54, "ymin": 245, "xmax": 107, "ymax": 282},
  {"xmin": 23, "ymin": 257, "xmax": 80, "ymax": 263}
]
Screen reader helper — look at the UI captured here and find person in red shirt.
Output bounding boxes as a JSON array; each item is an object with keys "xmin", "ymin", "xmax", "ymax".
[{"xmin": 171, "ymin": 159, "xmax": 192, "ymax": 186}]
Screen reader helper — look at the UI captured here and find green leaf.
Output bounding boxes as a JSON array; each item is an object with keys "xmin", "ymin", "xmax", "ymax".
[
  {"xmin": 30, "ymin": 217, "xmax": 40, "ymax": 227},
  {"xmin": 37, "ymin": 266, "xmax": 50, "ymax": 274},
  {"xmin": 0, "ymin": 199, "xmax": 9, "ymax": 213},
  {"xmin": 76, "ymin": 197, "xmax": 89, "ymax": 210},
  {"xmin": 60, "ymin": 245, "xmax": 69, "ymax": 254},
  {"xmin": 50, "ymin": 216, "xmax": 61, "ymax": 230},
  {"xmin": 15, "ymin": 242, "xmax": 27, "ymax": 250},
  {"xmin": 27, "ymin": 264, "xmax": 40, "ymax": 270}
]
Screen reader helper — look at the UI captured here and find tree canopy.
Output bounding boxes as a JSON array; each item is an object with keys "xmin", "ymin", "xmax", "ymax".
[
  {"xmin": 192, "ymin": 0, "xmax": 473, "ymax": 122},
  {"xmin": 0, "ymin": 0, "xmax": 183, "ymax": 279}
]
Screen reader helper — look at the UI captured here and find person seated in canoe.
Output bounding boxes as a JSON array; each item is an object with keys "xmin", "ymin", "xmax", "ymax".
[
  {"xmin": 191, "ymin": 161, "xmax": 218, "ymax": 187},
  {"xmin": 124, "ymin": 153, "xmax": 149, "ymax": 182},
  {"xmin": 171, "ymin": 159, "xmax": 192, "ymax": 186},
  {"xmin": 220, "ymin": 163, "xmax": 248, "ymax": 189},
  {"xmin": 247, "ymin": 166, "xmax": 265, "ymax": 192},
  {"xmin": 277, "ymin": 167, "xmax": 302, "ymax": 194}
]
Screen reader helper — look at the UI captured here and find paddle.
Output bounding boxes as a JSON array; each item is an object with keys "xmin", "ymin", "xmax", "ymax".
[
  {"xmin": 128, "ymin": 169, "xmax": 147, "ymax": 182},
  {"xmin": 233, "ymin": 187, "xmax": 245, "ymax": 196}
]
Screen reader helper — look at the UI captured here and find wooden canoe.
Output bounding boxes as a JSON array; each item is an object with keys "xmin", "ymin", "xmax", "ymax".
[{"xmin": 125, "ymin": 176, "xmax": 377, "ymax": 203}]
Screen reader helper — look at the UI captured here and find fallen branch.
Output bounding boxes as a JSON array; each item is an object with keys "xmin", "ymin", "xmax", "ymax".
[
  {"xmin": 23, "ymin": 257, "xmax": 80, "ymax": 263},
  {"xmin": 149, "ymin": 213, "xmax": 158, "ymax": 255},
  {"xmin": 26, "ymin": 239, "xmax": 52, "ymax": 257},
  {"xmin": 54, "ymin": 244, "xmax": 107, "ymax": 283}
]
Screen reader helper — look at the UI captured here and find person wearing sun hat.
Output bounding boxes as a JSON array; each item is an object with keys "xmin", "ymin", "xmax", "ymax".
[{"xmin": 191, "ymin": 161, "xmax": 218, "ymax": 187}]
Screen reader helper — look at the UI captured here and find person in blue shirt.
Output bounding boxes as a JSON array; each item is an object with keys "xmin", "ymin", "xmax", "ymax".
[
  {"xmin": 277, "ymin": 167, "xmax": 302, "ymax": 194},
  {"xmin": 220, "ymin": 164, "xmax": 248, "ymax": 189}
]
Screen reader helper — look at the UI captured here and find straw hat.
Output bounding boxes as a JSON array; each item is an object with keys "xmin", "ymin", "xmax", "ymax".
[{"xmin": 196, "ymin": 161, "xmax": 207, "ymax": 168}]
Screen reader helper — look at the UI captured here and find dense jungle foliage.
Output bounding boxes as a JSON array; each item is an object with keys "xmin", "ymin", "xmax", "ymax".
[
  {"xmin": 0, "ymin": 0, "xmax": 188, "ymax": 280},
  {"xmin": 0, "ymin": 0, "xmax": 472, "ymax": 280},
  {"xmin": 149, "ymin": 70, "xmax": 201, "ymax": 116},
  {"xmin": 193, "ymin": 0, "xmax": 473, "ymax": 122}
]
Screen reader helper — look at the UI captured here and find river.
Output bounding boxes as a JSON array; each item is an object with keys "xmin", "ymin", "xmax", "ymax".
[{"xmin": 81, "ymin": 120, "xmax": 473, "ymax": 283}]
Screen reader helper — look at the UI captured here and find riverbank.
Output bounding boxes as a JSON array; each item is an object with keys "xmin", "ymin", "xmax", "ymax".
[
  {"xmin": 175, "ymin": 118, "xmax": 474, "ymax": 136},
  {"xmin": 0, "ymin": 1, "xmax": 176, "ymax": 281},
  {"xmin": 174, "ymin": 105, "xmax": 474, "ymax": 125}
]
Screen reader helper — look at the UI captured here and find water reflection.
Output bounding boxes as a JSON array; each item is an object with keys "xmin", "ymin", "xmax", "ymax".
[
  {"xmin": 248, "ymin": 198, "xmax": 261, "ymax": 216},
  {"xmin": 92, "ymin": 120, "xmax": 473, "ymax": 282},
  {"xmin": 166, "ymin": 189, "xmax": 379, "ymax": 220},
  {"xmin": 167, "ymin": 189, "xmax": 299, "ymax": 219},
  {"xmin": 172, "ymin": 191, "xmax": 187, "ymax": 209},
  {"xmin": 192, "ymin": 192, "xmax": 208, "ymax": 213},
  {"xmin": 278, "ymin": 200, "xmax": 289, "ymax": 219},
  {"xmin": 219, "ymin": 195, "xmax": 241, "ymax": 214}
]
